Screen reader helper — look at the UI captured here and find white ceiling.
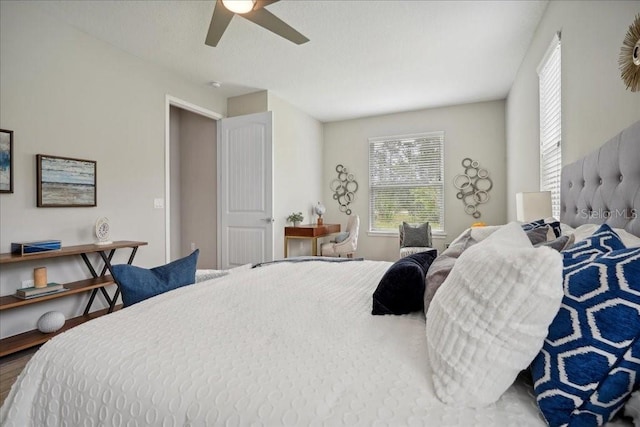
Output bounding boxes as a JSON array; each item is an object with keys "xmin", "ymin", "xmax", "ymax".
[{"xmin": 33, "ymin": 0, "xmax": 548, "ymax": 122}]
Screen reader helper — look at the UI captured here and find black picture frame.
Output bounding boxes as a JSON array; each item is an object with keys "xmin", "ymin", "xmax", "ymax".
[
  {"xmin": 0, "ymin": 129, "xmax": 13, "ymax": 194},
  {"xmin": 36, "ymin": 154, "xmax": 97, "ymax": 207}
]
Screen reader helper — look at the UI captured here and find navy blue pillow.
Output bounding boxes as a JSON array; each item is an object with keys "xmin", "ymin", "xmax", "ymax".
[
  {"xmin": 112, "ymin": 250, "xmax": 199, "ymax": 307},
  {"xmin": 530, "ymin": 245, "xmax": 640, "ymax": 426},
  {"xmin": 372, "ymin": 249, "xmax": 437, "ymax": 315}
]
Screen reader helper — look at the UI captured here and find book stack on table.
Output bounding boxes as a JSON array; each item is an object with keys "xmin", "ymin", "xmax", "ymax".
[
  {"xmin": 11, "ymin": 240, "xmax": 62, "ymax": 256},
  {"xmin": 16, "ymin": 283, "xmax": 67, "ymax": 300}
]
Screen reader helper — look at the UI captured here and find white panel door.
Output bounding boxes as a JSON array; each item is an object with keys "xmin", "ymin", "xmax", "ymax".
[{"xmin": 219, "ymin": 112, "xmax": 273, "ymax": 268}]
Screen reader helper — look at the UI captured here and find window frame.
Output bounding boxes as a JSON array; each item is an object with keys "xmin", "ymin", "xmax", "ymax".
[
  {"xmin": 537, "ymin": 32, "xmax": 562, "ymax": 220},
  {"xmin": 368, "ymin": 131, "xmax": 445, "ymax": 235}
]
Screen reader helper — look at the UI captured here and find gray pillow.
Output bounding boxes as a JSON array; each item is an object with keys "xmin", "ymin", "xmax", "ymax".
[
  {"xmin": 536, "ymin": 233, "xmax": 575, "ymax": 252},
  {"xmin": 424, "ymin": 229, "xmax": 478, "ymax": 315},
  {"xmin": 400, "ymin": 222, "xmax": 432, "ymax": 247},
  {"xmin": 525, "ymin": 226, "xmax": 550, "ymax": 246},
  {"xmin": 334, "ymin": 231, "xmax": 350, "ymax": 243}
]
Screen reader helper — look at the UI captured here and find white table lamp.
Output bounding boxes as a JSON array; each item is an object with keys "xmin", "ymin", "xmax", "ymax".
[{"xmin": 516, "ymin": 191, "xmax": 552, "ymax": 222}]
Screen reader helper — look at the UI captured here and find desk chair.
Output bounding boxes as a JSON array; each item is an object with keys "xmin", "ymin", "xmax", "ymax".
[{"xmin": 321, "ymin": 215, "xmax": 360, "ymax": 257}]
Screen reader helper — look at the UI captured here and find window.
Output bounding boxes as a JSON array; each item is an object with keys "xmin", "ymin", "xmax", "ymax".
[
  {"xmin": 538, "ymin": 32, "xmax": 562, "ymax": 219},
  {"xmin": 368, "ymin": 132, "xmax": 444, "ymax": 233}
]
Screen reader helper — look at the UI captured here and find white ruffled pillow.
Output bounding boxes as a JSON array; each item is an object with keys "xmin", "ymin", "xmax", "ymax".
[{"xmin": 426, "ymin": 222, "xmax": 564, "ymax": 407}]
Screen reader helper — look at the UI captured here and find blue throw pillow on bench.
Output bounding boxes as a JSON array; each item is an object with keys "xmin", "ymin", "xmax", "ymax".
[
  {"xmin": 372, "ymin": 249, "xmax": 438, "ymax": 315},
  {"xmin": 113, "ymin": 249, "xmax": 199, "ymax": 307}
]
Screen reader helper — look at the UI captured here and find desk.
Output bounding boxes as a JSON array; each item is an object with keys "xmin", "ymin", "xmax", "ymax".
[{"xmin": 284, "ymin": 224, "xmax": 340, "ymax": 257}]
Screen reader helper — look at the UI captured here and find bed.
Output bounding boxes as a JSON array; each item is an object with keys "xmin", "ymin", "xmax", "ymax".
[{"xmin": 1, "ymin": 120, "xmax": 639, "ymax": 426}]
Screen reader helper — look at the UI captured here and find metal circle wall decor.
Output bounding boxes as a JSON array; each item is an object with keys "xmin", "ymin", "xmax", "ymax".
[
  {"xmin": 454, "ymin": 158, "xmax": 492, "ymax": 219},
  {"xmin": 331, "ymin": 164, "xmax": 358, "ymax": 215}
]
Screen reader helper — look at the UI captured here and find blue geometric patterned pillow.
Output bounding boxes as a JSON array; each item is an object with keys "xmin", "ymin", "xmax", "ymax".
[
  {"xmin": 573, "ymin": 338, "xmax": 640, "ymax": 426},
  {"xmin": 522, "ymin": 218, "xmax": 562, "ymax": 238},
  {"xmin": 530, "ymin": 247, "xmax": 640, "ymax": 427},
  {"xmin": 562, "ymin": 224, "xmax": 626, "ymax": 266},
  {"xmin": 521, "ymin": 218, "xmax": 546, "ymax": 231}
]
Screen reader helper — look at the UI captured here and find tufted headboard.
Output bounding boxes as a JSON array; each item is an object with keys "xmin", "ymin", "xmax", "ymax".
[{"xmin": 560, "ymin": 120, "xmax": 640, "ymax": 237}]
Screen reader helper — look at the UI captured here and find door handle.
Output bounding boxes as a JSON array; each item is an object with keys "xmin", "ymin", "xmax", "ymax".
[{"xmin": 263, "ymin": 218, "xmax": 275, "ymax": 223}]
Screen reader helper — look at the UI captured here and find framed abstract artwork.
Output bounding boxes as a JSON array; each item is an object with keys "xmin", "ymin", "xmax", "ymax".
[
  {"xmin": 36, "ymin": 154, "xmax": 97, "ymax": 207},
  {"xmin": 0, "ymin": 129, "xmax": 13, "ymax": 193}
]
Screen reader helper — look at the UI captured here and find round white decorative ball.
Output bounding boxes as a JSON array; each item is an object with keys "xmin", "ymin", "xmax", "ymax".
[{"xmin": 37, "ymin": 311, "xmax": 65, "ymax": 333}]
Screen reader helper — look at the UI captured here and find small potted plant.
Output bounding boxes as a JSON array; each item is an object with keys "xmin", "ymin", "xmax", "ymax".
[{"xmin": 287, "ymin": 212, "xmax": 304, "ymax": 227}]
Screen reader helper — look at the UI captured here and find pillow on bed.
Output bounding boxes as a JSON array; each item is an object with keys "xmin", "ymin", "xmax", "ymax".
[
  {"xmin": 562, "ymin": 224, "xmax": 626, "ymax": 263},
  {"xmin": 423, "ymin": 225, "xmax": 553, "ymax": 316},
  {"xmin": 372, "ymin": 249, "xmax": 438, "ymax": 315},
  {"xmin": 530, "ymin": 245, "xmax": 640, "ymax": 427},
  {"xmin": 525, "ymin": 226, "xmax": 550, "ymax": 245},
  {"xmin": 423, "ymin": 228, "xmax": 476, "ymax": 315},
  {"xmin": 426, "ymin": 222, "xmax": 564, "ymax": 407},
  {"xmin": 522, "ymin": 218, "xmax": 562, "ymax": 238},
  {"xmin": 570, "ymin": 223, "xmax": 640, "ymax": 248},
  {"xmin": 535, "ymin": 234, "xmax": 574, "ymax": 252},
  {"xmin": 113, "ymin": 250, "xmax": 199, "ymax": 307}
]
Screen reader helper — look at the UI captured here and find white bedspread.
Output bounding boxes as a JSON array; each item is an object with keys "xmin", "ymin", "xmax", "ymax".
[{"xmin": 1, "ymin": 260, "xmax": 547, "ymax": 426}]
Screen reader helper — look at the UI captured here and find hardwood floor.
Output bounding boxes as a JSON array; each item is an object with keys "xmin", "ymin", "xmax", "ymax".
[{"xmin": 0, "ymin": 346, "xmax": 39, "ymax": 406}]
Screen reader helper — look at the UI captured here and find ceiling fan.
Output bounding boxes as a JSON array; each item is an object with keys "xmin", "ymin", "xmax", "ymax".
[{"xmin": 205, "ymin": 0, "xmax": 309, "ymax": 47}]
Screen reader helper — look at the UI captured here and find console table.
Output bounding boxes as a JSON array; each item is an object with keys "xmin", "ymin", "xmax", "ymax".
[
  {"xmin": 0, "ymin": 240, "xmax": 147, "ymax": 356},
  {"xmin": 284, "ymin": 224, "xmax": 340, "ymax": 257}
]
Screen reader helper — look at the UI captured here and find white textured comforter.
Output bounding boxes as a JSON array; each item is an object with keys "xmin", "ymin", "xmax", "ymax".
[{"xmin": 1, "ymin": 260, "xmax": 547, "ymax": 426}]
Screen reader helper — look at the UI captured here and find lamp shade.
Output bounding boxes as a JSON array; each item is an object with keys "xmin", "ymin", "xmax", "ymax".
[{"xmin": 516, "ymin": 191, "xmax": 552, "ymax": 222}]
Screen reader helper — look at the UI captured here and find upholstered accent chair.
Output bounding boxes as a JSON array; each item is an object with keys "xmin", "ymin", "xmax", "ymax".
[
  {"xmin": 399, "ymin": 222, "xmax": 433, "ymax": 258},
  {"xmin": 321, "ymin": 215, "xmax": 360, "ymax": 258}
]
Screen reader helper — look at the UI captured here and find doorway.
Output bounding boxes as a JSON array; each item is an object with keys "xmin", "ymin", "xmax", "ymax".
[{"xmin": 165, "ymin": 96, "xmax": 222, "ymax": 267}]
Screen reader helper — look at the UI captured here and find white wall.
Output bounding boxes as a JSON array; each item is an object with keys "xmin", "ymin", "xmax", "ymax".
[
  {"xmin": 506, "ymin": 0, "xmax": 640, "ymax": 220},
  {"xmin": 323, "ymin": 100, "xmax": 507, "ymax": 261},
  {"xmin": 0, "ymin": 2, "xmax": 226, "ymax": 338},
  {"xmin": 227, "ymin": 91, "xmax": 268, "ymax": 118},
  {"xmin": 268, "ymin": 93, "xmax": 324, "ymax": 258}
]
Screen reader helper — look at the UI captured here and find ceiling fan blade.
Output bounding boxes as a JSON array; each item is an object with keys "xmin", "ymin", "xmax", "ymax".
[
  {"xmin": 205, "ymin": 0, "xmax": 235, "ymax": 47},
  {"xmin": 253, "ymin": 0, "xmax": 279, "ymax": 11},
  {"xmin": 243, "ymin": 7, "xmax": 309, "ymax": 45}
]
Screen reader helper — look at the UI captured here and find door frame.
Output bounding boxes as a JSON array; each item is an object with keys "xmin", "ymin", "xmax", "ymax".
[{"xmin": 164, "ymin": 95, "xmax": 223, "ymax": 263}]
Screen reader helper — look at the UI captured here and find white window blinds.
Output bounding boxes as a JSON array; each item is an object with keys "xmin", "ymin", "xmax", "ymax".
[
  {"xmin": 368, "ymin": 132, "xmax": 444, "ymax": 233},
  {"xmin": 538, "ymin": 32, "xmax": 562, "ymax": 219}
]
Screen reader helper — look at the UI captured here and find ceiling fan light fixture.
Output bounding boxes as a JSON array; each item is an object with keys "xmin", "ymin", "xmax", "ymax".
[{"xmin": 222, "ymin": 0, "xmax": 256, "ymax": 14}]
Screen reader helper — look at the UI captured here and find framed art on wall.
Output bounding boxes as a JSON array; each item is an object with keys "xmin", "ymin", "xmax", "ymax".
[
  {"xmin": 37, "ymin": 154, "xmax": 97, "ymax": 207},
  {"xmin": 0, "ymin": 129, "xmax": 13, "ymax": 193}
]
